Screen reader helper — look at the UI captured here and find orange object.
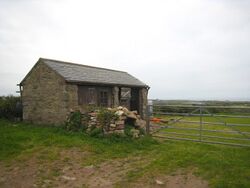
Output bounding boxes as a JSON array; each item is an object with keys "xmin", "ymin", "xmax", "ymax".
[{"xmin": 150, "ymin": 117, "xmax": 161, "ymax": 123}]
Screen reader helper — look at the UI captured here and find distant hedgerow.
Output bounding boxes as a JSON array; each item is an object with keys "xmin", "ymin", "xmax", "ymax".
[{"xmin": 0, "ymin": 95, "xmax": 22, "ymax": 120}]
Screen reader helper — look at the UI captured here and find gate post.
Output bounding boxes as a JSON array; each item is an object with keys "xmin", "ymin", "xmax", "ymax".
[
  {"xmin": 199, "ymin": 107, "xmax": 203, "ymax": 141},
  {"xmin": 146, "ymin": 105, "xmax": 150, "ymax": 135}
]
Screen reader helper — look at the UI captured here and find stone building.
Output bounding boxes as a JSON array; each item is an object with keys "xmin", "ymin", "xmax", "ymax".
[{"xmin": 19, "ymin": 58, "xmax": 149, "ymax": 124}]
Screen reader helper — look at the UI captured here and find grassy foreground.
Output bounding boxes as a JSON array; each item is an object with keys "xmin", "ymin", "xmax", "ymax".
[{"xmin": 0, "ymin": 119, "xmax": 250, "ymax": 187}]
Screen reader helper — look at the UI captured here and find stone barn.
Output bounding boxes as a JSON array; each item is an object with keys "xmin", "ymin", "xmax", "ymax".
[{"xmin": 19, "ymin": 58, "xmax": 149, "ymax": 124}]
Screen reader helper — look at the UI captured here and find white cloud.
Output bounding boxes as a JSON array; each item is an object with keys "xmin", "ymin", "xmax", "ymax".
[{"xmin": 0, "ymin": 0, "xmax": 249, "ymax": 100}]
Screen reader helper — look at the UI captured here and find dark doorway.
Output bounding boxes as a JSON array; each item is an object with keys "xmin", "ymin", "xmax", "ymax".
[{"xmin": 130, "ymin": 88, "xmax": 140, "ymax": 113}]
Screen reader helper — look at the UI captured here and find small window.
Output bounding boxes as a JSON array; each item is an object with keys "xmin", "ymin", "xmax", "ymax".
[
  {"xmin": 99, "ymin": 91, "xmax": 108, "ymax": 107},
  {"xmin": 87, "ymin": 88, "xmax": 96, "ymax": 104},
  {"xmin": 78, "ymin": 86, "xmax": 97, "ymax": 105}
]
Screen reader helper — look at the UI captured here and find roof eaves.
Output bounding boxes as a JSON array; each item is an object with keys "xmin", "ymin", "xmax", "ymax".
[{"xmin": 66, "ymin": 80, "xmax": 148, "ymax": 88}]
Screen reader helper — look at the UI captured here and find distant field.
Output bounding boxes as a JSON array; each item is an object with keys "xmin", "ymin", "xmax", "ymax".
[
  {"xmin": 1, "ymin": 119, "xmax": 250, "ymax": 187},
  {"xmin": 152, "ymin": 100, "xmax": 250, "ymax": 106},
  {"xmin": 152, "ymin": 100, "xmax": 250, "ymax": 115}
]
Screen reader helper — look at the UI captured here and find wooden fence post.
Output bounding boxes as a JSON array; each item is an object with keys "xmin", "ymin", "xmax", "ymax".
[{"xmin": 146, "ymin": 105, "xmax": 150, "ymax": 135}]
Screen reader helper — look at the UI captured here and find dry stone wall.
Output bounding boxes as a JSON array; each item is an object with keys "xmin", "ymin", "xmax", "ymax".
[{"xmin": 85, "ymin": 106, "xmax": 146, "ymax": 138}]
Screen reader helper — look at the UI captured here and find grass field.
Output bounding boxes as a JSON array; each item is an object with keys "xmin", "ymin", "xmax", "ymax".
[{"xmin": 0, "ymin": 119, "xmax": 250, "ymax": 187}]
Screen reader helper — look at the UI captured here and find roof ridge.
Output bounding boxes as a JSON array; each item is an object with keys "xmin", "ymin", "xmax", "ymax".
[{"xmin": 40, "ymin": 57, "xmax": 127, "ymax": 73}]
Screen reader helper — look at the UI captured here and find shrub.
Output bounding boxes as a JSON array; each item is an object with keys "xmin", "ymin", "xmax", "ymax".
[
  {"xmin": 124, "ymin": 124, "xmax": 134, "ymax": 137},
  {"xmin": 138, "ymin": 127, "xmax": 146, "ymax": 135},
  {"xmin": 0, "ymin": 95, "xmax": 22, "ymax": 120},
  {"xmin": 89, "ymin": 127, "xmax": 103, "ymax": 137},
  {"xmin": 97, "ymin": 108, "xmax": 118, "ymax": 131},
  {"xmin": 65, "ymin": 111, "xmax": 88, "ymax": 131}
]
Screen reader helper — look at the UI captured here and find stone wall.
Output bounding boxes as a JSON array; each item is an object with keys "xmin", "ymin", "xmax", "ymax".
[
  {"xmin": 85, "ymin": 106, "xmax": 146, "ymax": 138},
  {"xmin": 22, "ymin": 62, "xmax": 69, "ymax": 124}
]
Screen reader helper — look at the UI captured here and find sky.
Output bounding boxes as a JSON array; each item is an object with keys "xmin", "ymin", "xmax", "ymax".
[{"xmin": 0, "ymin": 0, "xmax": 250, "ymax": 100}]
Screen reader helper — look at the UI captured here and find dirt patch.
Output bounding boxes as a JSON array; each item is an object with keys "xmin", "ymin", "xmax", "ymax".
[
  {"xmin": 128, "ymin": 169, "xmax": 209, "ymax": 188},
  {"xmin": 157, "ymin": 170, "xmax": 208, "ymax": 188},
  {"xmin": 0, "ymin": 155, "xmax": 38, "ymax": 188},
  {"xmin": 0, "ymin": 148, "xmax": 90, "ymax": 188},
  {"xmin": 0, "ymin": 148, "xmax": 208, "ymax": 188},
  {"xmin": 51, "ymin": 156, "xmax": 149, "ymax": 188},
  {"xmin": 0, "ymin": 148, "xmax": 150, "ymax": 188}
]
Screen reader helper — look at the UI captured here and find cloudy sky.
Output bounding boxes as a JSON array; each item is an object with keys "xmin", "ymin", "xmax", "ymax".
[{"xmin": 0, "ymin": 0, "xmax": 249, "ymax": 100}]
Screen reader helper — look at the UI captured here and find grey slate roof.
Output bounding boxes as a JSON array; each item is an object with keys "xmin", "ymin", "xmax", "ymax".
[{"xmin": 41, "ymin": 58, "xmax": 148, "ymax": 87}]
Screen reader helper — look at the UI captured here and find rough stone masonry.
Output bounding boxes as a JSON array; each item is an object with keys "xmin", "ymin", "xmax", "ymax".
[{"xmin": 85, "ymin": 106, "xmax": 146, "ymax": 138}]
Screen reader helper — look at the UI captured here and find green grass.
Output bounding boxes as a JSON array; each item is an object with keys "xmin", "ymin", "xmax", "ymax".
[
  {"xmin": 1, "ymin": 119, "xmax": 250, "ymax": 187},
  {"xmin": 0, "ymin": 119, "xmax": 156, "ymax": 162}
]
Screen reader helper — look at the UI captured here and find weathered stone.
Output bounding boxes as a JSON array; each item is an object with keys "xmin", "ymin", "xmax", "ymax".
[
  {"xmin": 115, "ymin": 110, "xmax": 124, "ymax": 116},
  {"xmin": 110, "ymin": 124, "xmax": 116, "ymax": 128},
  {"xmin": 69, "ymin": 104, "xmax": 147, "ymax": 137},
  {"xmin": 127, "ymin": 112, "xmax": 137, "ymax": 119},
  {"xmin": 131, "ymin": 110, "xmax": 138, "ymax": 115},
  {"xmin": 89, "ymin": 112, "xmax": 97, "ymax": 116},
  {"xmin": 119, "ymin": 115, "xmax": 127, "ymax": 120},
  {"xmin": 116, "ymin": 124, "xmax": 125, "ymax": 130},
  {"xmin": 115, "ymin": 120, "xmax": 125, "ymax": 125},
  {"xmin": 130, "ymin": 128, "xmax": 140, "ymax": 138},
  {"xmin": 155, "ymin": 179, "xmax": 164, "ymax": 185},
  {"xmin": 89, "ymin": 122, "xmax": 96, "ymax": 126},
  {"xmin": 117, "ymin": 106, "xmax": 123, "ymax": 110},
  {"xmin": 135, "ymin": 119, "xmax": 146, "ymax": 128},
  {"xmin": 122, "ymin": 107, "xmax": 129, "ymax": 113}
]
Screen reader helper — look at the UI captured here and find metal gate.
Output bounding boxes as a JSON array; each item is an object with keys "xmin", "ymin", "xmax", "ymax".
[{"xmin": 148, "ymin": 105, "xmax": 250, "ymax": 147}]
